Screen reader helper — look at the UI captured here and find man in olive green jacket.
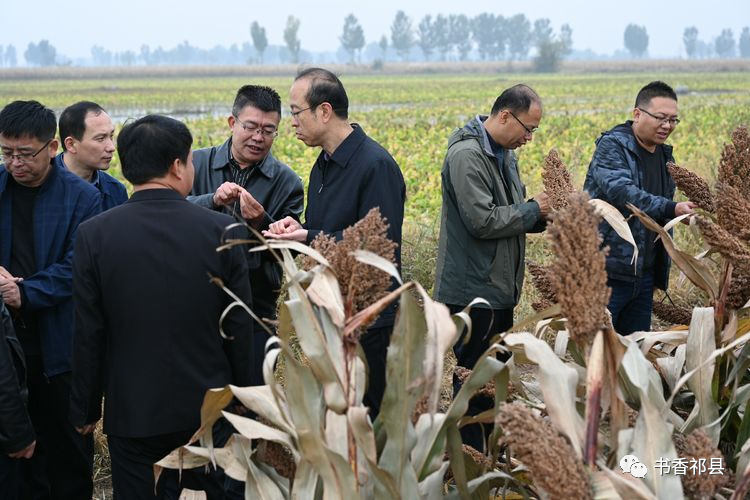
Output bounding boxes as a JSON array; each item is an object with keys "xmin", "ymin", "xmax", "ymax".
[{"xmin": 434, "ymin": 84, "xmax": 549, "ymax": 450}]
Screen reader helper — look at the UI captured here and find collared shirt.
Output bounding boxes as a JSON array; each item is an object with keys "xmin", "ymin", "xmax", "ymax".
[
  {"xmin": 303, "ymin": 124, "xmax": 406, "ymax": 328},
  {"xmin": 54, "ymin": 153, "xmax": 128, "ymax": 211}
]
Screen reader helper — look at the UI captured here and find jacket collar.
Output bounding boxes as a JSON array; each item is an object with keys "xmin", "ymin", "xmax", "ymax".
[
  {"xmin": 129, "ymin": 188, "xmax": 185, "ymax": 202},
  {"xmin": 327, "ymin": 123, "xmax": 367, "ymax": 168},
  {"xmin": 211, "ymin": 137, "xmax": 275, "ymax": 179}
]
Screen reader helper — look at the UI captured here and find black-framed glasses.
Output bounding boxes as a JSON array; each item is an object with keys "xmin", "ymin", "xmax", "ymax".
[
  {"xmin": 508, "ymin": 111, "xmax": 538, "ymax": 136},
  {"xmin": 0, "ymin": 139, "xmax": 52, "ymax": 164},
  {"xmin": 290, "ymin": 106, "xmax": 313, "ymax": 119},
  {"xmin": 637, "ymin": 108, "xmax": 680, "ymax": 126},
  {"xmin": 233, "ymin": 117, "xmax": 278, "ymax": 138}
]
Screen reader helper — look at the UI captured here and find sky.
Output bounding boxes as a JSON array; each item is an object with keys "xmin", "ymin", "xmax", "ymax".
[{"xmin": 1, "ymin": 0, "xmax": 748, "ymax": 60}]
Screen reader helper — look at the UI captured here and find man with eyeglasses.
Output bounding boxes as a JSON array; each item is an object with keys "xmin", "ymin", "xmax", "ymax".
[
  {"xmin": 189, "ymin": 84, "xmax": 303, "ymax": 386},
  {"xmin": 265, "ymin": 67, "xmax": 406, "ymax": 419},
  {"xmin": 584, "ymin": 81, "xmax": 695, "ymax": 335},
  {"xmin": 433, "ymin": 84, "xmax": 549, "ymax": 452},
  {"xmin": 0, "ymin": 100, "xmax": 100, "ymax": 499}
]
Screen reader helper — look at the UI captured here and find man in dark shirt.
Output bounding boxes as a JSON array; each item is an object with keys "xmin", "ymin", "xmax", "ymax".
[
  {"xmin": 188, "ymin": 85, "xmax": 303, "ymax": 385},
  {"xmin": 56, "ymin": 101, "xmax": 128, "ymax": 211},
  {"xmin": 0, "ymin": 100, "xmax": 101, "ymax": 499},
  {"xmin": 265, "ymin": 67, "xmax": 406, "ymax": 417},
  {"xmin": 583, "ymin": 81, "xmax": 696, "ymax": 335}
]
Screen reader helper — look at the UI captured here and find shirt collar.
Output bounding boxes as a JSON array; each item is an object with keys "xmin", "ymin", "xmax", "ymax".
[
  {"xmin": 327, "ymin": 123, "xmax": 366, "ymax": 168},
  {"xmin": 219, "ymin": 137, "xmax": 274, "ymax": 179},
  {"xmin": 56, "ymin": 152, "xmax": 101, "ymax": 188}
]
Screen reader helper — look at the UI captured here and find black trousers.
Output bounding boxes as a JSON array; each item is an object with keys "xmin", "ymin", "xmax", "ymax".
[
  {"xmin": 360, "ymin": 325, "xmax": 393, "ymax": 419},
  {"xmin": 449, "ymin": 305, "xmax": 513, "ymax": 453},
  {"xmin": 15, "ymin": 356, "xmax": 94, "ymax": 500},
  {"xmin": 108, "ymin": 420, "xmax": 235, "ymax": 500}
]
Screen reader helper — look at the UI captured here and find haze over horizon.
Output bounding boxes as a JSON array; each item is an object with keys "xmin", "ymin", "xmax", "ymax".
[{"xmin": 1, "ymin": 0, "xmax": 748, "ymax": 62}]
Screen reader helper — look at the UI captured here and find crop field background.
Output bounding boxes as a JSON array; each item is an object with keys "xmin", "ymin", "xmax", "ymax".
[{"xmin": 2, "ymin": 70, "xmax": 749, "ymax": 315}]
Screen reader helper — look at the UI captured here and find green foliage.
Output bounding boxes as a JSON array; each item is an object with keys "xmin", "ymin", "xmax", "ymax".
[
  {"xmin": 390, "ymin": 11, "xmax": 414, "ymax": 61},
  {"xmin": 624, "ymin": 24, "xmax": 649, "ymax": 58},
  {"xmin": 340, "ymin": 14, "xmax": 365, "ymax": 64}
]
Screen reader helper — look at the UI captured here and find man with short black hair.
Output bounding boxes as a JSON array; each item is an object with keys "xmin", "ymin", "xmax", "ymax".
[
  {"xmin": 433, "ymin": 84, "xmax": 549, "ymax": 451},
  {"xmin": 189, "ymin": 85, "xmax": 303, "ymax": 384},
  {"xmin": 0, "ymin": 100, "xmax": 100, "ymax": 499},
  {"xmin": 70, "ymin": 114, "xmax": 253, "ymax": 498},
  {"xmin": 57, "ymin": 101, "xmax": 128, "ymax": 210},
  {"xmin": 584, "ymin": 81, "xmax": 695, "ymax": 335},
  {"xmin": 265, "ymin": 67, "xmax": 406, "ymax": 418}
]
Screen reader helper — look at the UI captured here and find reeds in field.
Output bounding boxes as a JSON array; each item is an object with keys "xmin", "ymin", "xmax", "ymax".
[
  {"xmin": 547, "ymin": 192, "xmax": 610, "ymax": 346},
  {"xmin": 667, "ymin": 162, "xmax": 715, "ymax": 213},
  {"xmin": 497, "ymin": 402, "xmax": 592, "ymax": 500}
]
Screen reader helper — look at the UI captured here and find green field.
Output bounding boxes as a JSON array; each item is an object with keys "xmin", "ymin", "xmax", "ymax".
[{"xmin": 3, "ymin": 71, "xmax": 749, "ymax": 313}]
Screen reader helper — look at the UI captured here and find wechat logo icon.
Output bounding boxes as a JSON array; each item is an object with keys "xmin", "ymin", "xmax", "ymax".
[{"xmin": 620, "ymin": 455, "xmax": 648, "ymax": 478}]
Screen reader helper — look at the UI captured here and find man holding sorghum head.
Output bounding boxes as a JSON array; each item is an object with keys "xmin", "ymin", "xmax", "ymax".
[
  {"xmin": 584, "ymin": 81, "xmax": 695, "ymax": 335},
  {"xmin": 434, "ymin": 84, "xmax": 550, "ymax": 451}
]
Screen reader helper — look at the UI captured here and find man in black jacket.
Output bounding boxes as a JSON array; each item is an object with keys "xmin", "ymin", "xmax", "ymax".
[
  {"xmin": 0, "ymin": 300, "xmax": 35, "ymax": 500},
  {"xmin": 265, "ymin": 67, "xmax": 406, "ymax": 417},
  {"xmin": 188, "ymin": 85, "xmax": 303, "ymax": 385},
  {"xmin": 70, "ymin": 115, "xmax": 253, "ymax": 498}
]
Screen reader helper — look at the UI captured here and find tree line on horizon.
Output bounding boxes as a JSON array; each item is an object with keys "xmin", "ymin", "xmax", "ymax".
[{"xmin": 2, "ymin": 12, "xmax": 749, "ymax": 70}]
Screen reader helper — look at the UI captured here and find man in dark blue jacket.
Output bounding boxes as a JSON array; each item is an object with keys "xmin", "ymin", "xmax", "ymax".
[
  {"xmin": 0, "ymin": 100, "xmax": 101, "ymax": 499},
  {"xmin": 584, "ymin": 81, "xmax": 695, "ymax": 335},
  {"xmin": 56, "ymin": 101, "xmax": 128, "ymax": 210},
  {"xmin": 265, "ymin": 67, "xmax": 406, "ymax": 417}
]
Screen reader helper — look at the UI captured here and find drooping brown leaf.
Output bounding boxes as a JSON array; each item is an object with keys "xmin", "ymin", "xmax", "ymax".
[
  {"xmin": 652, "ymin": 301, "xmax": 693, "ymax": 326},
  {"xmin": 715, "ymin": 182, "xmax": 750, "ymax": 240},
  {"xmin": 542, "ymin": 148, "xmax": 575, "ymax": 210},
  {"xmin": 497, "ymin": 402, "xmax": 593, "ymax": 500},
  {"xmin": 667, "ymin": 162, "xmax": 715, "ymax": 212},
  {"xmin": 303, "ymin": 208, "xmax": 397, "ymax": 328},
  {"xmin": 547, "ymin": 192, "xmax": 611, "ymax": 346},
  {"xmin": 696, "ymin": 215, "xmax": 750, "ymax": 273},
  {"xmin": 718, "ymin": 126, "xmax": 750, "ymax": 199},
  {"xmin": 672, "ymin": 430, "xmax": 729, "ymax": 498}
]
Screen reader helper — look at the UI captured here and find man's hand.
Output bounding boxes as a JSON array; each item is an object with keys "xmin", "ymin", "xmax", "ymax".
[
  {"xmin": 263, "ymin": 216, "xmax": 308, "ymax": 242},
  {"xmin": 675, "ymin": 201, "xmax": 697, "ymax": 217},
  {"xmin": 75, "ymin": 423, "xmax": 97, "ymax": 435},
  {"xmin": 533, "ymin": 192, "xmax": 551, "ymax": 217},
  {"xmin": 212, "ymin": 182, "xmax": 243, "ymax": 208},
  {"xmin": 8, "ymin": 440, "xmax": 35, "ymax": 459},
  {"xmin": 239, "ymin": 189, "xmax": 265, "ymax": 226},
  {"xmin": 0, "ymin": 277, "xmax": 22, "ymax": 309}
]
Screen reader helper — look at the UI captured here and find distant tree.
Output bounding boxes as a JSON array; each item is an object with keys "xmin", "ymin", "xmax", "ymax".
[
  {"xmin": 340, "ymin": 14, "xmax": 365, "ymax": 64},
  {"xmin": 740, "ymin": 27, "xmax": 750, "ymax": 58},
  {"xmin": 473, "ymin": 13, "xmax": 496, "ymax": 60},
  {"xmin": 683, "ymin": 26, "xmax": 698, "ymax": 58},
  {"xmin": 417, "ymin": 15, "xmax": 435, "ymax": 60},
  {"xmin": 251, "ymin": 21, "xmax": 269, "ymax": 63},
  {"xmin": 492, "ymin": 15, "xmax": 508, "ymax": 60},
  {"xmin": 25, "ymin": 40, "xmax": 57, "ymax": 67},
  {"xmin": 715, "ymin": 28, "xmax": 735, "ymax": 57},
  {"xmin": 6, "ymin": 45, "xmax": 18, "ymax": 67},
  {"xmin": 624, "ymin": 24, "xmax": 649, "ymax": 57},
  {"xmin": 449, "ymin": 14, "xmax": 472, "ymax": 61},
  {"xmin": 433, "ymin": 14, "xmax": 451, "ymax": 61},
  {"xmin": 0, "ymin": 45, "xmax": 4, "ymax": 67},
  {"xmin": 284, "ymin": 16, "xmax": 301, "ymax": 63},
  {"xmin": 533, "ymin": 22, "xmax": 573, "ymax": 72},
  {"xmin": 533, "ymin": 18, "xmax": 553, "ymax": 44},
  {"xmin": 140, "ymin": 44, "xmax": 151, "ymax": 65},
  {"xmin": 506, "ymin": 14, "xmax": 532, "ymax": 61},
  {"xmin": 379, "ymin": 35, "xmax": 388, "ymax": 60},
  {"xmin": 121, "ymin": 50, "xmax": 136, "ymax": 66},
  {"xmin": 391, "ymin": 10, "xmax": 414, "ymax": 61}
]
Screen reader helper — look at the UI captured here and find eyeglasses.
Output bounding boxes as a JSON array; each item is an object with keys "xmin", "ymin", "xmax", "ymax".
[
  {"xmin": 233, "ymin": 117, "xmax": 278, "ymax": 138},
  {"xmin": 0, "ymin": 139, "xmax": 52, "ymax": 164},
  {"xmin": 508, "ymin": 111, "xmax": 538, "ymax": 136},
  {"xmin": 290, "ymin": 106, "xmax": 313, "ymax": 119},
  {"xmin": 637, "ymin": 108, "xmax": 681, "ymax": 126}
]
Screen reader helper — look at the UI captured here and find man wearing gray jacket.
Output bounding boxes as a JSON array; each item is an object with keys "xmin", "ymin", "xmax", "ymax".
[
  {"xmin": 188, "ymin": 85, "xmax": 303, "ymax": 385},
  {"xmin": 434, "ymin": 84, "xmax": 549, "ymax": 450}
]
